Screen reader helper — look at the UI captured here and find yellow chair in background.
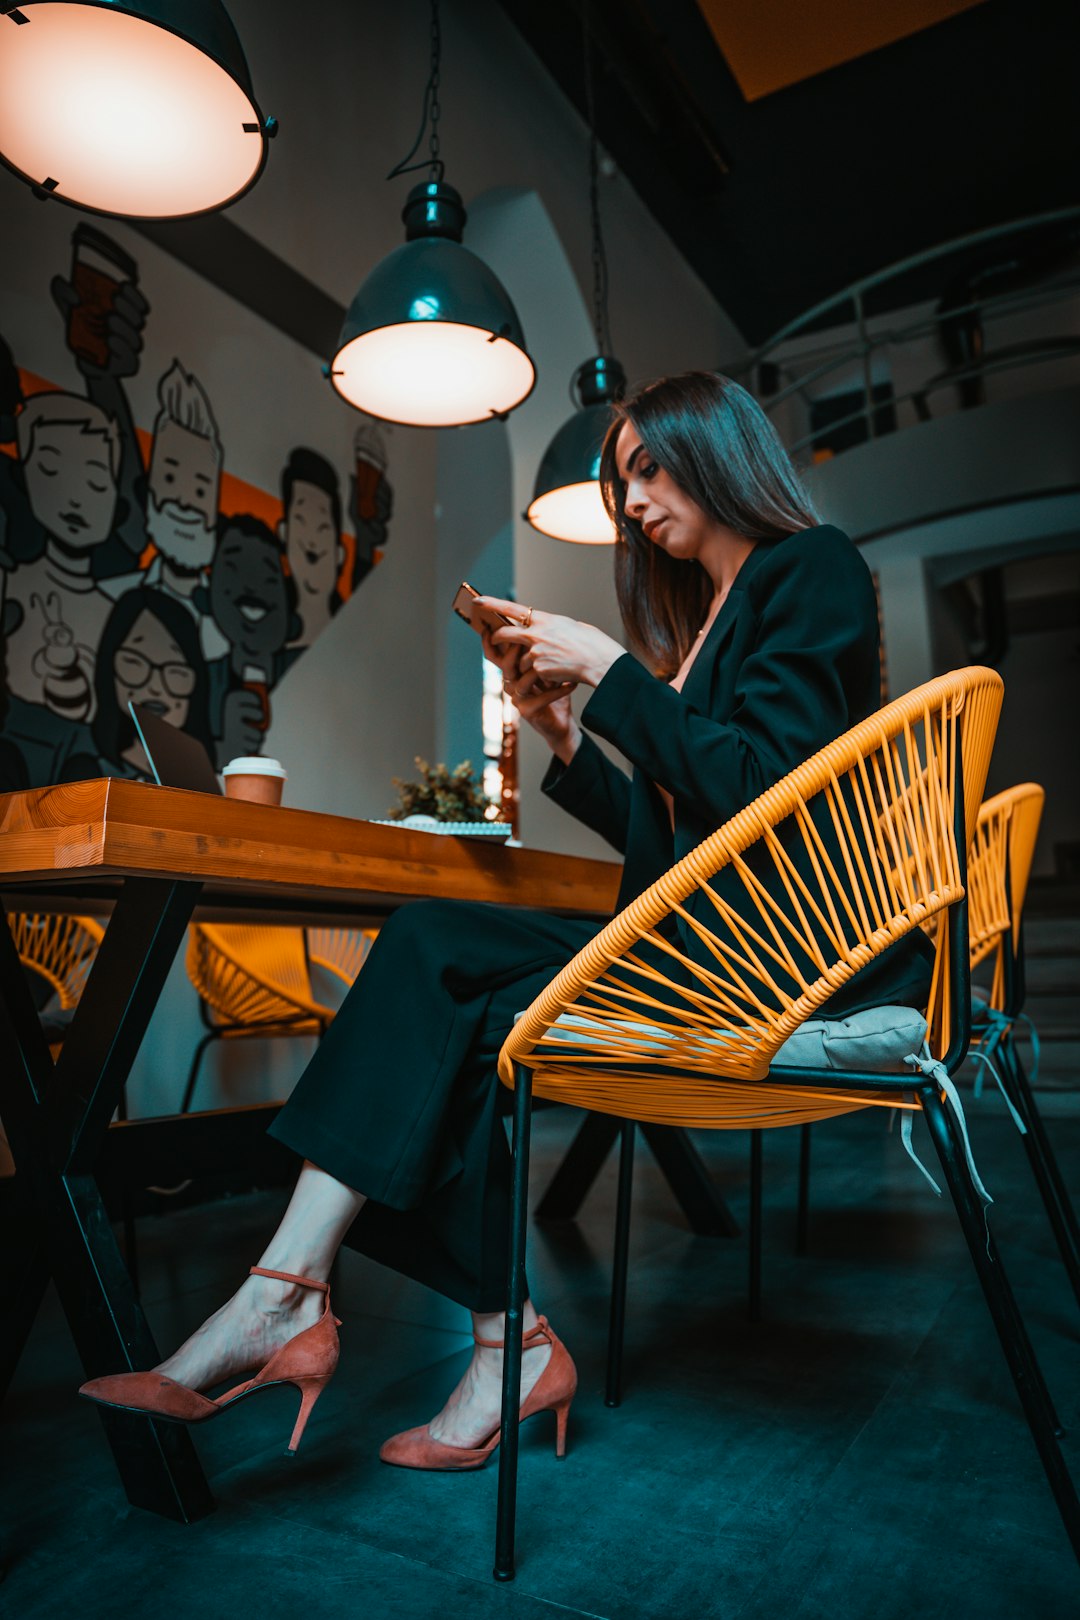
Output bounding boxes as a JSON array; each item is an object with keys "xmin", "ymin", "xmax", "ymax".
[
  {"xmin": 183, "ymin": 924, "xmax": 332, "ymax": 1112},
  {"xmin": 7, "ymin": 910, "xmax": 105, "ymax": 1028},
  {"xmin": 307, "ymin": 926, "xmax": 379, "ymax": 990},
  {"xmin": 182, "ymin": 923, "xmax": 377, "ymax": 1112},
  {"xmin": 489, "ymin": 668, "xmax": 1078, "ymax": 1578},
  {"xmin": 1, "ymin": 911, "xmax": 106, "ymax": 1176}
]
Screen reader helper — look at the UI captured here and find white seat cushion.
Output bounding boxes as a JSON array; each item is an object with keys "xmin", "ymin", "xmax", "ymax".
[{"xmin": 535, "ymin": 1004, "xmax": 928, "ymax": 1075}]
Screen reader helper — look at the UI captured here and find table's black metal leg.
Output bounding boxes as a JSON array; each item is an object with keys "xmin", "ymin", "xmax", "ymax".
[
  {"xmin": 0, "ymin": 880, "xmax": 214, "ymax": 1523},
  {"xmin": 534, "ymin": 1111, "xmax": 620, "ymax": 1221},
  {"xmin": 0, "ymin": 908, "xmax": 61, "ymax": 1398},
  {"xmin": 536, "ymin": 1110, "xmax": 741, "ymax": 1237},
  {"xmin": 0, "ymin": 1180, "xmax": 50, "ymax": 1399},
  {"xmin": 640, "ymin": 1123, "xmax": 741, "ymax": 1237}
]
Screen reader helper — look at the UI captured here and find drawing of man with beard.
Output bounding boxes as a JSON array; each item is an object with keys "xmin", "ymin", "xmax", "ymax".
[{"xmin": 101, "ymin": 360, "xmax": 228, "ymax": 660}]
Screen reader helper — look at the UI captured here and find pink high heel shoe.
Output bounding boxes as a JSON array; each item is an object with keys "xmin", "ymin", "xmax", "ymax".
[
  {"xmin": 78, "ymin": 1267, "xmax": 341, "ymax": 1456},
  {"xmin": 378, "ymin": 1315, "xmax": 576, "ymax": 1471}
]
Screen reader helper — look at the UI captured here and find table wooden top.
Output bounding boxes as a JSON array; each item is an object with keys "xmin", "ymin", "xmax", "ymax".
[{"xmin": 0, "ymin": 779, "xmax": 620, "ymax": 920}]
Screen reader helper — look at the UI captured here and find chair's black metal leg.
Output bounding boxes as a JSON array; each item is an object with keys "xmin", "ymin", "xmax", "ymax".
[
  {"xmin": 534, "ymin": 1111, "xmax": 619, "ymax": 1221},
  {"xmin": 935, "ymin": 1079, "xmax": 1065, "ymax": 1436},
  {"xmin": 920, "ymin": 1084, "xmax": 1080, "ymax": 1564},
  {"xmin": 640, "ymin": 1123, "xmax": 741, "ymax": 1237},
  {"xmin": 494, "ymin": 1062, "xmax": 534, "ymax": 1584},
  {"xmin": 748, "ymin": 1130, "xmax": 763, "ymax": 1323},
  {"xmin": 605, "ymin": 1121, "xmax": 636, "ymax": 1409},
  {"xmin": 1003, "ymin": 1039, "xmax": 1080, "ymax": 1314},
  {"xmin": 180, "ymin": 1032, "xmax": 217, "ymax": 1115},
  {"xmin": 536, "ymin": 1112, "xmax": 740, "ymax": 1238},
  {"xmin": 796, "ymin": 1124, "xmax": 812, "ymax": 1256}
]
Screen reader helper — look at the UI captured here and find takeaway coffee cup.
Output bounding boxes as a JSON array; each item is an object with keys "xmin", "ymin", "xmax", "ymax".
[{"xmin": 221, "ymin": 756, "xmax": 288, "ymax": 806}]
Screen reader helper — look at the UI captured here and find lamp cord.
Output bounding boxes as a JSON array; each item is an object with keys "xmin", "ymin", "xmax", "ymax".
[
  {"xmin": 387, "ymin": 0, "xmax": 444, "ymax": 184},
  {"xmin": 584, "ymin": 4, "xmax": 612, "ymax": 357}
]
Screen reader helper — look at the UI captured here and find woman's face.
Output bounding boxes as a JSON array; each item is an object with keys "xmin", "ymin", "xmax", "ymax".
[
  {"xmin": 113, "ymin": 609, "xmax": 195, "ymax": 734},
  {"xmin": 615, "ymin": 421, "xmax": 713, "ymax": 561}
]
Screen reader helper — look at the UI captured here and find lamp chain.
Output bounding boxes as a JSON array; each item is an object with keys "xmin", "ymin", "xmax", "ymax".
[
  {"xmin": 583, "ymin": 6, "xmax": 612, "ymax": 357},
  {"xmin": 387, "ymin": 0, "xmax": 445, "ymax": 184}
]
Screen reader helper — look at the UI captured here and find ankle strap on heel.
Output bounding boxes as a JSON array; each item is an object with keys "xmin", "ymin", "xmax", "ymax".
[
  {"xmin": 473, "ymin": 1314, "xmax": 551, "ymax": 1350},
  {"xmin": 250, "ymin": 1266, "xmax": 330, "ymax": 1293}
]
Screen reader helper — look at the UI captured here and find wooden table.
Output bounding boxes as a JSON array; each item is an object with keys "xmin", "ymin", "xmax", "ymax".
[{"xmin": 0, "ymin": 779, "xmax": 735, "ymax": 1522}]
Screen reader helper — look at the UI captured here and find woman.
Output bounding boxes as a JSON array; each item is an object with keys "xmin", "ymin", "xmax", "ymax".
[
  {"xmin": 79, "ymin": 373, "xmax": 931, "ymax": 1471},
  {"xmin": 91, "ymin": 586, "xmax": 214, "ymax": 779}
]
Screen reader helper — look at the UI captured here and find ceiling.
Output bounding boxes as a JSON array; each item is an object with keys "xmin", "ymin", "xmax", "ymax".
[{"xmin": 496, "ymin": 0, "xmax": 1080, "ymax": 347}]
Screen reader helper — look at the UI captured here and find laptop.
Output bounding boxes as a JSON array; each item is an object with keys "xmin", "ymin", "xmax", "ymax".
[{"xmin": 128, "ymin": 702, "xmax": 223, "ymax": 796}]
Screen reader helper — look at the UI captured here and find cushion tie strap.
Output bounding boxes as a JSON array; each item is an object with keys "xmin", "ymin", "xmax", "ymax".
[
  {"xmin": 901, "ymin": 1045, "xmax": 993, "ymax": 1208},
  {"xmin": 968, "ymin": 1048, "xmax": 1027, "ymax": 1135}
]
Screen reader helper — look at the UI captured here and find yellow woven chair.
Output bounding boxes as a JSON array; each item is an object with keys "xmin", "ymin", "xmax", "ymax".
[
  {"xmin": 1, "ymin": 912, "xmax": 106, "ymax": 1176},
  {"xmin": 182, "ymin": 924, "xmax": 338, "ymax": 1112},
  {"xmin": 306, "ymin": 926, "xmax": 379, "ymax": 991},
  {"xmin": 965, "ymin": 785, "xmax": 1080, "ymax": 1308},
  {"xmin": 489, "ymin": 667, "xmax": 1080, "ymax": 1578},
  {"xmin": 7, "ymin": 910, "xmax": 105, "ymax": 1021}
]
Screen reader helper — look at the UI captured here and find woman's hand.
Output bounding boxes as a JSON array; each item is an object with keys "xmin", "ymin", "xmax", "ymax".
[
  {"xmin": 512, "ymin": 681, "xmax": 581, "ymax": 765},
  {"xmin": 476, "ymin": 597, "xmax": 624, "ymax": 689},
  {"xmin": 478, "ymin": 615, "xmax": 582, "ymax": 763}
]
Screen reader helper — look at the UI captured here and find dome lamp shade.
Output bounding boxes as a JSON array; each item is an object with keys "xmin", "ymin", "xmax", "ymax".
[
  {"xmin": 526, "ymin": 355, "xmax": 624, "ymax": 544},
  {"xmin": 0, "ymin": 0, "xmax": 275, "ymax": 220},
  {"xmin": 328, "ymin": 181, "xmax": 536, "ymax": 428}
]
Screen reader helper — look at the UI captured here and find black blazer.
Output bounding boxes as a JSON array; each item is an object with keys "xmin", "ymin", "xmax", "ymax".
[{"xmin": 544, "ymin": 525, "xmax": 933, "ymax": 1016}]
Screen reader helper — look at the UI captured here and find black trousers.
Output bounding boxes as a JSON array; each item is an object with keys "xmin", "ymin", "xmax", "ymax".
[{"xmin": 268, "ymin": 899, "xmax": 599, "ymax": 1312}]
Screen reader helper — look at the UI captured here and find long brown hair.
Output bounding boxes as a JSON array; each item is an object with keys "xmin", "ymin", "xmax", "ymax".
[{"xmin": 599, "ymin": 371, "xmax": 820, "ymax": 677}]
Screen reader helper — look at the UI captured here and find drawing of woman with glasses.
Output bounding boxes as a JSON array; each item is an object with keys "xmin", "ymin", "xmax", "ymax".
[{"xmin": 91, "ymin": 586, "xmax": 213, "ymax": 779}]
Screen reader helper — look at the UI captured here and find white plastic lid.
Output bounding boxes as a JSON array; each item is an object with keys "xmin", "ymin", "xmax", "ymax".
[{"xmin": 221, "ymin": 757, "xmax": 287, "ymax": 779}]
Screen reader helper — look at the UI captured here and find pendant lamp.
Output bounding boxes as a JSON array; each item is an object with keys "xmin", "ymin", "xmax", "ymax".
[
  {"xmin": 327, "ymin": 0, "xmax": 535, "ymax": 428},
  {"xmin": 526, "ymin": 5, "xmax": 624, "ymax": 544},
  {"xmin": 0, "ymin": 1, "xmax": 275, "ymax": 219},
  {"xmin": 526, "ymin": 354, "xmax": 624, "ymax": 543}
]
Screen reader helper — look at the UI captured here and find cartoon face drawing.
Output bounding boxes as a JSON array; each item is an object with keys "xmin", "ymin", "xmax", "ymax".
[
  {"xmin": 112, "ymin": 606, "xmax": 197, "ymax": 732},
  {"xmin": 146, "ymin": 418, "xmax": 220, "ymax": 574},
  {"xmin": 209, "ymin": 520, "xmax": 291, "ymax": 665},
  {"xmin": 22, "ymin": 417, "xmax": 118, "ymax": 549},
  {"xmin": 282, "ymin": 478, "xmax": 341, "ymax": 610}
]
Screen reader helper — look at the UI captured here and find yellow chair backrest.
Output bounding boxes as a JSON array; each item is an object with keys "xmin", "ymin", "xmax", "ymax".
[
  {"xmin": 501, "ymin": 667, "xmax": 1003, "ymax": 1103},
  {"xmin": 186, "ymin": 923, "xmax": 335, "ymax": 1027},
  {"xmin": 7, "ymin": 912, "xmax": 106, "ymax": 1008},
  {"xmin": 967, "ymin": 783, "xmax": 1044, "ymax": 1010},
  {"xmin": 306, "ymin": 927, "xmax": 378, "ymax": 988}
]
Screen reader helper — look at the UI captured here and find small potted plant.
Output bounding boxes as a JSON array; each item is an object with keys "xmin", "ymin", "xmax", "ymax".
[{"xmin": 388, "ymin": 758, "xmax": 497, "ymax": 827}]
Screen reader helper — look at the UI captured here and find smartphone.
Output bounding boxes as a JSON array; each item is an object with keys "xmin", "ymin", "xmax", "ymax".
[{"xmin": 452, "ymin": 581, "xmax": 518, "ymax": 636}]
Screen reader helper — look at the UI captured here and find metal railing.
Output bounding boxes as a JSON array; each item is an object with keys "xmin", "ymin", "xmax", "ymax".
[{"xmin": 726, "ymin": 206, "xmax": 1080, "ymax": 459}]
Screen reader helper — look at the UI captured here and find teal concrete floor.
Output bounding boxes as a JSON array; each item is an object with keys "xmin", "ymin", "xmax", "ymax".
[{"xmin": 2, "ymin": 1091, "xmax": 1079, "ymax": 1618}]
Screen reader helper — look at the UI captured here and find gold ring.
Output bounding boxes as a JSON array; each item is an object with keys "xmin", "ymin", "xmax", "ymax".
[{"xmin": 520, "ymin": 606, "xmax": 534, "ymax": 628}]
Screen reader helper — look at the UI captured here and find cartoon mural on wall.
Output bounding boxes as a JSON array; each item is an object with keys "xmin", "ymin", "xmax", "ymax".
[{"xmin": 0, "ymin": 227, "xmax": 393, "ymax": 790}]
